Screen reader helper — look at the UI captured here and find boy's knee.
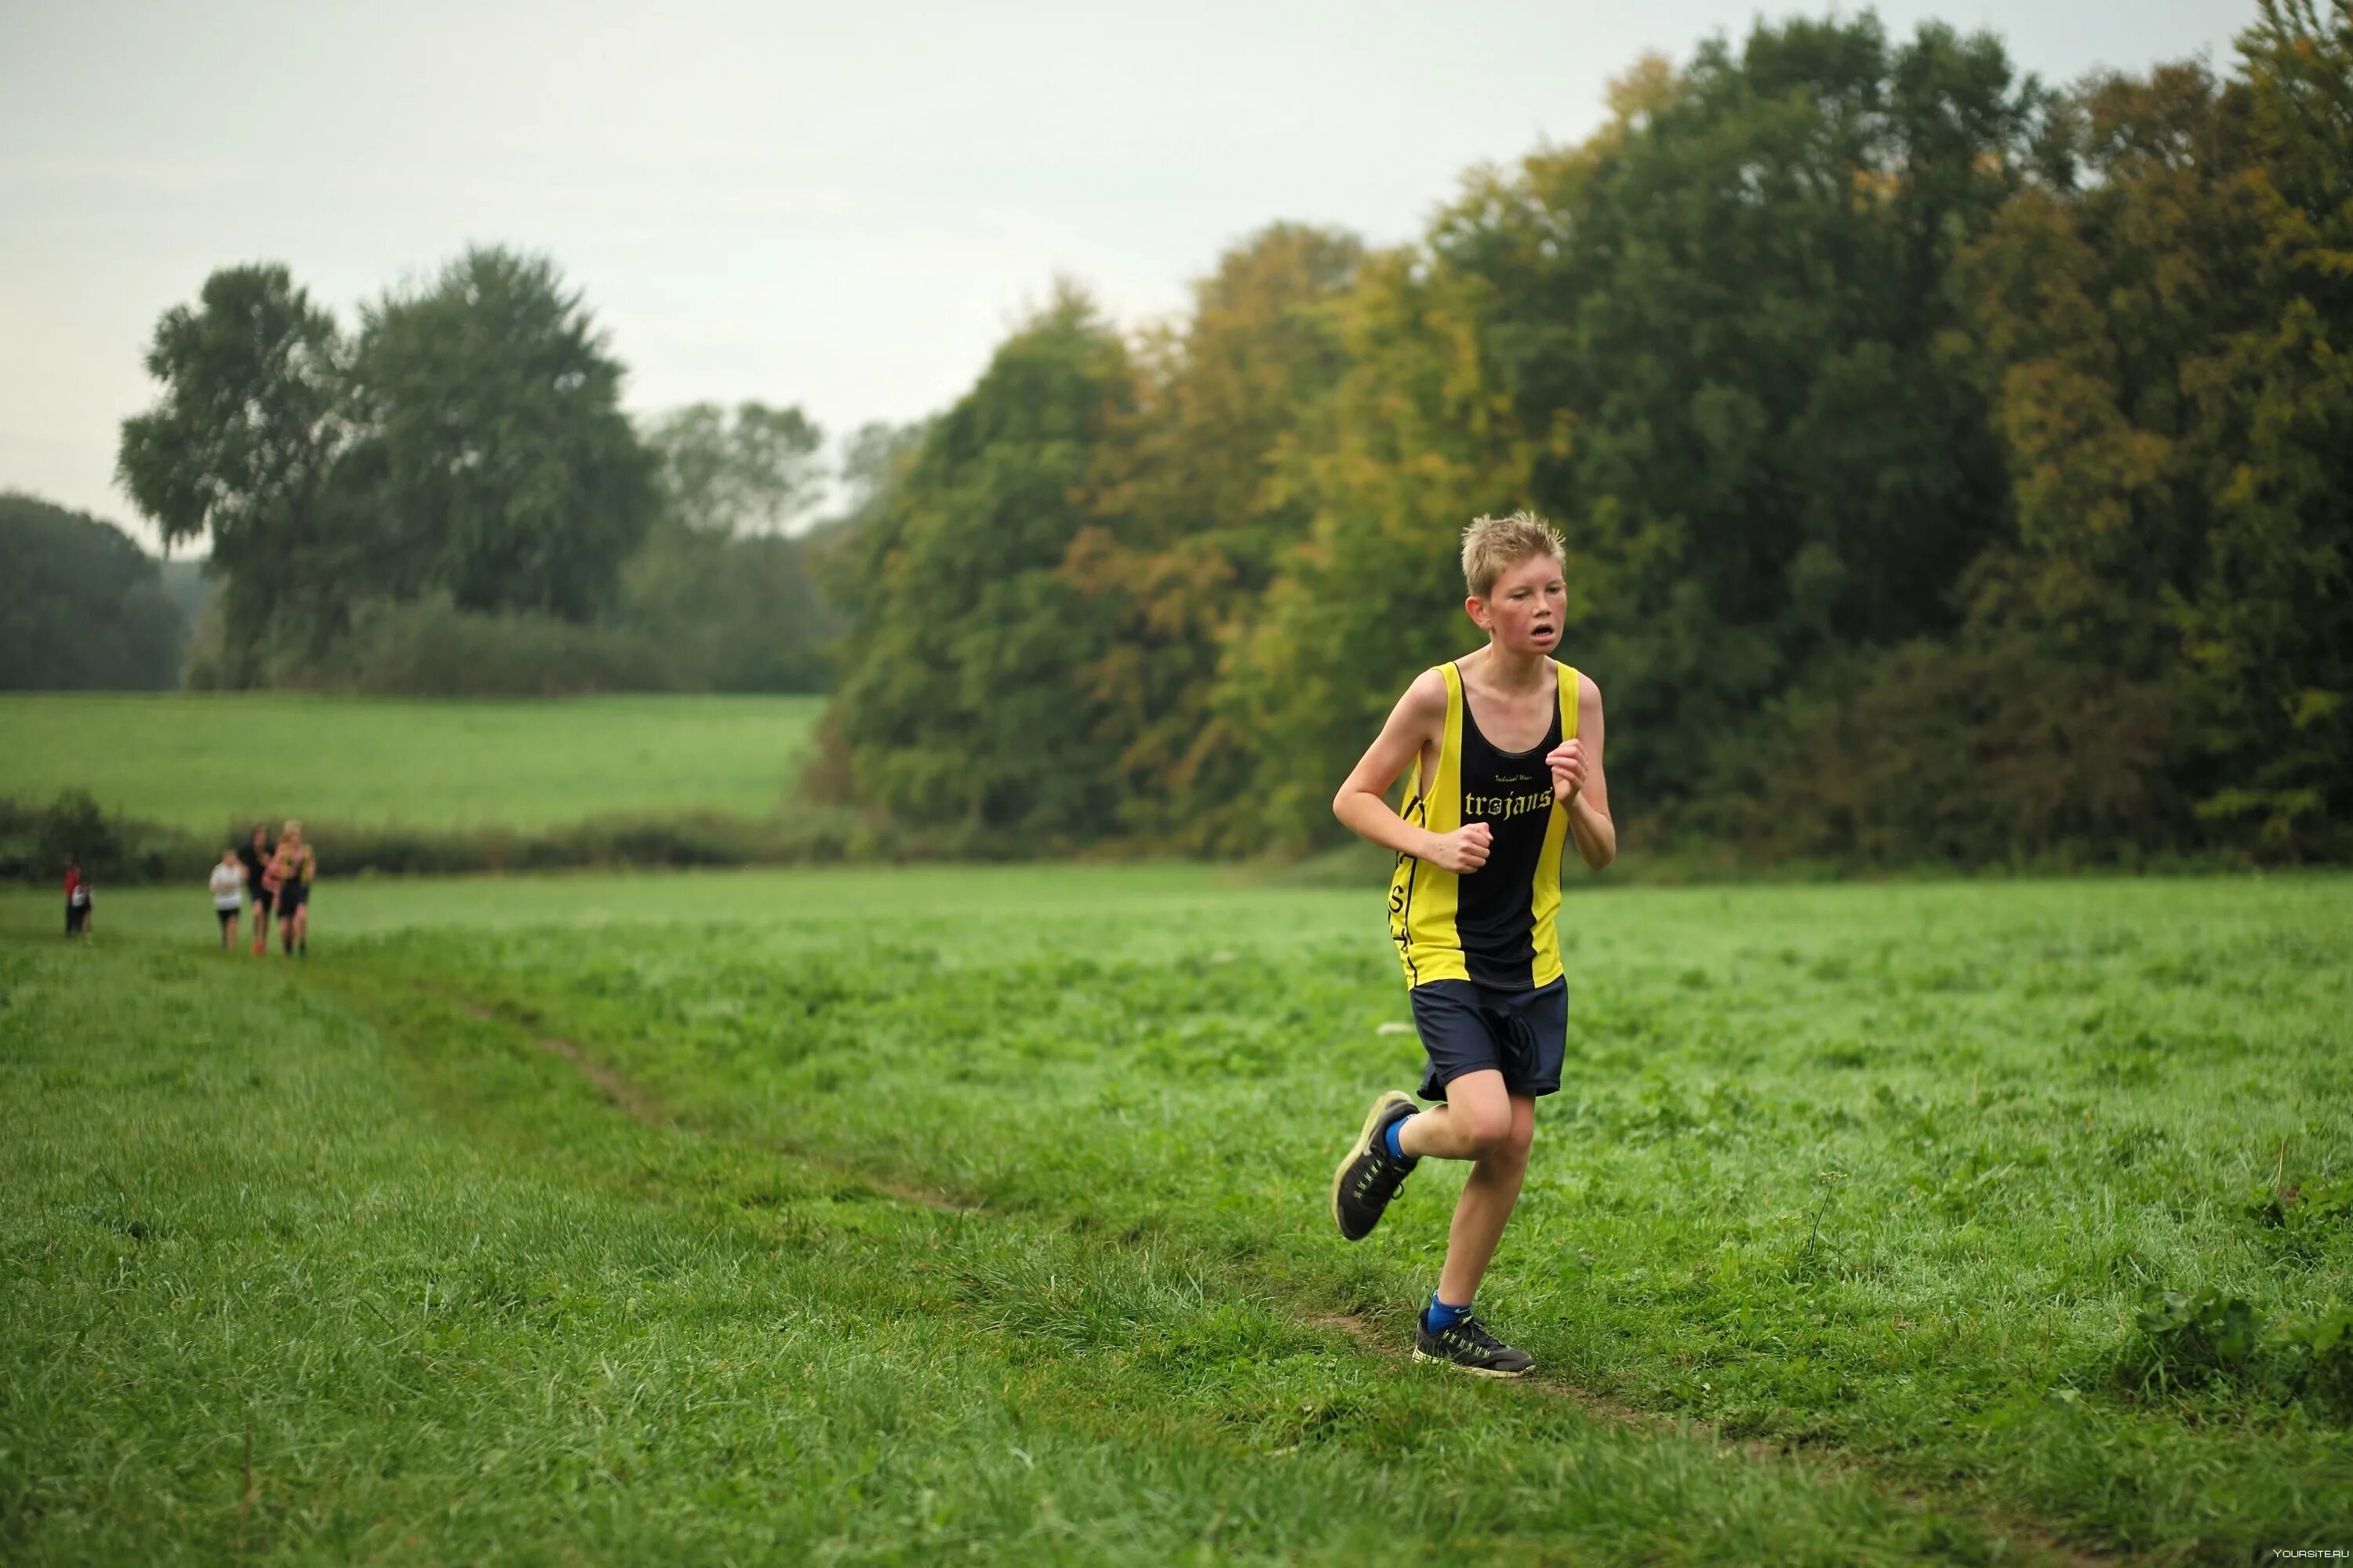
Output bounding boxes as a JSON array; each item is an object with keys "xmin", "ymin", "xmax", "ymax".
[{"xmin": 1460, "ymin": 1107, "xmax": 1515, "ymax": 1155}]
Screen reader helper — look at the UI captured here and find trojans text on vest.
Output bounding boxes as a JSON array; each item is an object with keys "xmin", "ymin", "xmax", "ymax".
[{"xmin": 1461, "ymin": 786, "xmax": 1553, "ymax": 822}]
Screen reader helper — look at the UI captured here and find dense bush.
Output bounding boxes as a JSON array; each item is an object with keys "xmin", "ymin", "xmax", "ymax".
[
  {"xmin": 614, "ymin": 525, "xmax": 836, "ymax": 694},
  {"xmin": 2, "ymin": 790, "xmax": 185, "ymax": 886},
  {"xmin": 180, "ymin": 532, "xmax": 840, "ymax": 698},
  {"xmin": 309, "ymin": 595, "xmax": 680, "ymax": 697},
  {"xmin": 1714, "ymin": 631, "xmax": 2194, "ymax": 868},
  {"xmin": 184, "ymin": 594, "xmax": 675, "ymax": 696}
]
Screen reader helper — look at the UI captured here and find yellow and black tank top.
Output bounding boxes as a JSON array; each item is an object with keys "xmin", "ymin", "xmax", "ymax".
[{"xmin": 1387, "ymin": 660, "xmax": 1580, "ymax": 991}]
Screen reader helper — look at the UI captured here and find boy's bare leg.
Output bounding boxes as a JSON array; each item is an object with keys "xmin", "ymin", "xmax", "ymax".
[
  {"xmin": 1439, "ymin": 1096, "xmax": 1535, "ymax": 1304},
  {"xmin": 1396, "ymin": 1070, "xmax": 1538, "ymax": 1304}
]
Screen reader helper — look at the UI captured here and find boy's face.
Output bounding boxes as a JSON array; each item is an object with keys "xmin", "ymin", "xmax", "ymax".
[{"xmin": 1467, "ymin": 552, "xmax": 1566, "ymax": 655}]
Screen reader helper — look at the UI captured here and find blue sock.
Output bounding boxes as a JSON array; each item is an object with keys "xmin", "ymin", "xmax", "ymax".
[
  {"xmin": 1425, "ymin": 1293, "xmax": 1471, "ymax": 1332},
  {"xmin": 1384, "ymin": 1113, "xmax": 1416, "ymax": 1162}
]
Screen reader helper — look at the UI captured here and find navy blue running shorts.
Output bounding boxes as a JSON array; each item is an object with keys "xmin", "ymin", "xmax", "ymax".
[{"xmin": 1409, "ymin": 977, "xmax": 1569, "ymax": 1102}]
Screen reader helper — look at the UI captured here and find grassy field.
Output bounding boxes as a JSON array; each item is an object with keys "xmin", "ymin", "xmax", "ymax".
[
  {"xmin": 5, "ymin": 868, "xmax": 2348, "ymax": 1563},
  {"xmin": 0, "ymin": 693, "xmax": 823, "ymax": 831}
]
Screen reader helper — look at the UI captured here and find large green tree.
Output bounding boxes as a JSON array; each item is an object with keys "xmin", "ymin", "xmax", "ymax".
[
  {"xmin": 1205, "ymin": 20, "xmax": 2045, "ymax": 849},
  {"xmin": 115, "ymin": 264, "xmax": 345, "ymax": 671},
  {"xmin": 819, "ymin": 286, "xmax": 1131, "ymax": 839},
  {"xmin": 0, "ymin": 493, "xmax": 186, "ymax": 690},
  {"xmin": 1925, "ymin": 1, "xmax": 2353, "ymax": 861},
  {"xmin": 2181, "ymin": 0, "xmax": 2353, "ymax": 853},
  {"xmin": 338, "ymin": 246, "xmax": 656, "ymax": 620},
  {"xmin": 1219, "ymin": 241, "xmax": 1540, "ymax": 848},
  {"xmin": 1064, "ymin": 223, "xmax": 1365, "ymax": 851},
  {"xmin": 1506, "ymin": 17, "xmax": 2038, "ymax": 810}
]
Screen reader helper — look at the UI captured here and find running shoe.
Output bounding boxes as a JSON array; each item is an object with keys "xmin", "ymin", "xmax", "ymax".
[
  {"xmin": 1330, "ymin": 1090, "xmax": 1419, "ymax": 1240},
  {"xmin": 1413, "ymin": 1311, "xmax": 1534, "ymax": 1378}
]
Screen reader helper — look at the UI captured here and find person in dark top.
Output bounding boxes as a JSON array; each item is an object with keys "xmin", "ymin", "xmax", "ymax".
[{"xmin": 239, "ymin": 826, "xmax": 275, "ymax": 956}]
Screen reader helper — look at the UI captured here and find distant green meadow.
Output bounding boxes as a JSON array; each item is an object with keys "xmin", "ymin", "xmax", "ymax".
[
  {"xmin": 4, "ymin": 868, "xmax": 2348, "ymax": 1563},
  {"xmin": 0, "ymin": 693, "xmax": 822, "ymax": 833}
]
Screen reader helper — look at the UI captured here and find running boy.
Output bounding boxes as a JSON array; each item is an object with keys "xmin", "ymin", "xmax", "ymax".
[{"xmin": 1328, "ymin": 511, "xmax": 1615, "ymax": 1377}]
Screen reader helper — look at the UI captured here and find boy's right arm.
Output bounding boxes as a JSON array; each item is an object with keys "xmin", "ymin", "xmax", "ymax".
[{"xmin": 1331, "ymin": 669, "xmax": 1492, "ymax": 875}]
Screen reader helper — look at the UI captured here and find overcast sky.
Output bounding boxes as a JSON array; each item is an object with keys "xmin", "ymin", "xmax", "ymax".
[{"xmin": 2, "ymin": 0, "xmax": 2255, "ymax": 551}]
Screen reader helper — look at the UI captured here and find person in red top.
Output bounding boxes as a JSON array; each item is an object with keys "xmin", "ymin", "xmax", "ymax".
[{"xmin": 63, "ymin": 856, "xmax": 93, "ymax": 937}]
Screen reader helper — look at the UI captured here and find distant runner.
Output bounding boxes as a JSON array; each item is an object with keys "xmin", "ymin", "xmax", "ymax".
[
  {"xmin": 1327, "ymin": 511, "xmax": 1616, "ymax": 1377},
  {"xmin": 271, "ymin": 820, "xmax": 315, "ymax": 959},
  {"xmin": 63, "ymin": 856, "xmax": 92, "ymax": 937},
  {"xmin": 210, "ymin": 848, "xmax": 246, "ymax": 950},
  {"xmin": 240, "ymin": 826, "xmax": 275, "ymax": 956}
]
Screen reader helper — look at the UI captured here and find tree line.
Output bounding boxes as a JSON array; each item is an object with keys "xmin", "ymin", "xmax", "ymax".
[
  {"xmin": 817, "ymin": 1, "xmax": 2351, "ymax": 866},
  {"xmin": 107, "ymin": 248, "xmax": 895, "ymax": 696},
  {"xmin": 101, "ymin": 2, "xmax": 2348, "ymax": 867}
]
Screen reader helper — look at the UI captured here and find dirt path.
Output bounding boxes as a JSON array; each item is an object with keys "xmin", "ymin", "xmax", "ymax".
[
  {"xmin": 445, "ymin": 991, "xmax": 976, "ymax": 1216},
  {"xmin": 1303, "ymin": 1307, "xmax": 2115, "ymax": 1568}
]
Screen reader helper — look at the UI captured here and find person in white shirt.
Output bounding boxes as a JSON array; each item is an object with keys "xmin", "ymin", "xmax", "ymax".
[{"xmin": 209, "ymin": 848, "xmax": 245, "ymax": 951}]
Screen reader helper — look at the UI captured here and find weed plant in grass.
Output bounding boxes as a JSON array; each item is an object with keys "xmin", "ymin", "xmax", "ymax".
[
  {"xmin": 322, "ymin": 872, "xmax": 2353, "ymax": 1563},
  {"xmin": 6, "ymin": 933, "xmax": 2027, "ymax": 1565},
  {"xmin": 0, "ymin": 692, "xmax": 820, "ymax": 832}
]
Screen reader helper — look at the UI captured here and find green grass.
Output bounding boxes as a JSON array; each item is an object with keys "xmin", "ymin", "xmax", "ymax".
[
  {"xmin": 5, "ymin": 868, "xmax": 2350, "ymax": 1563},
  {"xmin": 0, "ymin": 693, "xmax": 822, "ymax": 832}
]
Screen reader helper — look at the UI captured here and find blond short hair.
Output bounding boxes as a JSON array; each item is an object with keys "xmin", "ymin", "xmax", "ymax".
[{"xmin": 1460, "ymin": 510, "xmax": 1566, "ymax": 598}]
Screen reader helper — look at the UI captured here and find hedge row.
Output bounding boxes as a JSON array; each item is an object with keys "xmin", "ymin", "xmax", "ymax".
[{"xmin": 1, "ymin": 791, "xmax": 993, "ymax": 887}]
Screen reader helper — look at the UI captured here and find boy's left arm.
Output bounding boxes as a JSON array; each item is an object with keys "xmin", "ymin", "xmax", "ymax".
[{"xmin": 1547, "ymin": 674, "xmax": 1615, "ymax": 870}]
